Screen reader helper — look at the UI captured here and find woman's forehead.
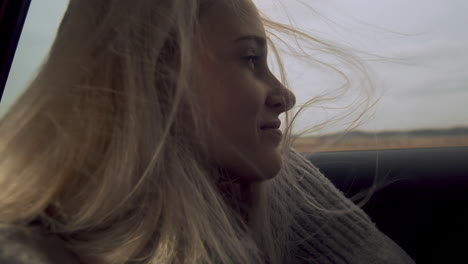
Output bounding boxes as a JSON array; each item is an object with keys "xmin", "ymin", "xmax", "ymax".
[{"xmin": 199, "ymin": 0, "xmax": 266, "ymax": 43}]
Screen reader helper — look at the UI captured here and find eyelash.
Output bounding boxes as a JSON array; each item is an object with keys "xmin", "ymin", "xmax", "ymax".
[{"xmin": 245, "ymin": 55, "xmax": 261, "ymax": 68}]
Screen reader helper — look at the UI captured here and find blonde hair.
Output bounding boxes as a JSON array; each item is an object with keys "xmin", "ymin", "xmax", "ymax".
[{"xmin": 0, "ymin": 0, "xmax": 373, "ymax": 263}]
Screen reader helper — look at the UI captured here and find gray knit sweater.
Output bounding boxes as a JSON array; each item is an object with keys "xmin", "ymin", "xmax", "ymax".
[
  {"xmin": 0, "ymin": 152, "xmax": 415, "ymax": 264},
  {"xmin": 287, "ymin": 150, "xmax": 415, "ymax": 263}
]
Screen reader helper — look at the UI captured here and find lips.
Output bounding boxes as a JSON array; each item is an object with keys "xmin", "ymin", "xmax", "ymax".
[
  {"xmin": 261, "ymin": 128, "xmax": 283, "ymax": 143},
  {"xmin": 260, "ymin": 120, "xmax": 283, "ymax": 143},
  {"xmin": 260, "ymin": 120, "xmax": 281, "ymax": 130}
]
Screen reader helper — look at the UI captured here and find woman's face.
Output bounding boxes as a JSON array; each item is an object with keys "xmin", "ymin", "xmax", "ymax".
[{"xmin": 193, "ymin": 0, "xmax": 296, "ymax": 183}]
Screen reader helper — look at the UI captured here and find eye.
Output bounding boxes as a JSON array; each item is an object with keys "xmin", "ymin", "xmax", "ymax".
[{"xmin": 245, "ymin": 55, "xmax": 261, "ymax": 69}]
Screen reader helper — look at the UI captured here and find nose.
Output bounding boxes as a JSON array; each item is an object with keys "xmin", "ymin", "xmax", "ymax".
[{"xmin": 265, "ymin": 77, "xmax": 296, "ymax": 113}]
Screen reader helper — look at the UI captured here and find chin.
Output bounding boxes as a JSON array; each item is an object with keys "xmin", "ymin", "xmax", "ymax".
[
  {"xmin": 264, "ymin": 148, "xmax": 283, "ymax": 176},
  {"xmin": 262, "ymin": 159, "xmax": 282, "ymax": 180},
  {"xmin": 244, "ymin": 155, "xmax": 283, "ymax": 183},
  {"xmin": 218, "ymin": 146, "xmax": 283, "ymax": 183}
]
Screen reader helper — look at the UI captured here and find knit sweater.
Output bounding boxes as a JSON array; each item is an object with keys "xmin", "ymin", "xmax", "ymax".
[
  {"xmin": 0, "ymin": 152, "xmax": 415, "ymax": 264},
  {"xmin": 287, "ymin": 149, "xmax": 415, "ymax": 263}
]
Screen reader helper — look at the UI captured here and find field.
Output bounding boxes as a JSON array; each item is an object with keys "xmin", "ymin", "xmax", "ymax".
[{"xmin": 292, "ymin": 127, "xmax": 468, "ymax": 152}]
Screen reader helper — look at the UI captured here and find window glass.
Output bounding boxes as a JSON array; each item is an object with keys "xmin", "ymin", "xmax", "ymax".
[
  {"xmin": 1, "ymin": 0, "xmax": 68, "ymax": 117},
  {"xmin": 2, "ymin": 0, "xmax": 467, "ymax": 152},
  {"xmin": 256, "ymin": 0, "xmax": 468, "ymax": 151}
]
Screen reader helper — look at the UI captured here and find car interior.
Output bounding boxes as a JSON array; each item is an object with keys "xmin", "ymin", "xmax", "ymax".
[
  {"xmin": 1, "ymin": 1, "xmax": 467, "ymax": 263},
  {"xmin": 307, "ymin": 148, "xmax": 468, "ymax": 263}
]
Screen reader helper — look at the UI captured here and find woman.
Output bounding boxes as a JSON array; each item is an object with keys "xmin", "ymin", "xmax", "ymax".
[{"xmin": 0, "ymin": 0, "xmax": 414, "ymax": 263}]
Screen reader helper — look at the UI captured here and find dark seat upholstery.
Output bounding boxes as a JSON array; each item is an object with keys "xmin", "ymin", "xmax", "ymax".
[{"xmin": 305, "ymin": 147, "xmax": 468, "ymax": 264}]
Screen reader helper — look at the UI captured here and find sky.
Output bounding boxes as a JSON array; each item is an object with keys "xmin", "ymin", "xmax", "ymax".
[{"xmin": 2, "ymin": 0, "xmax": 467, "ymax": 134}]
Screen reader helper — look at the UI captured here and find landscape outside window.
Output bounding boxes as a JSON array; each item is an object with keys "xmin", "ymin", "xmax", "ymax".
[{"xmin": 2, "ymin": 0, "xmax": 467, "ymax": 152}]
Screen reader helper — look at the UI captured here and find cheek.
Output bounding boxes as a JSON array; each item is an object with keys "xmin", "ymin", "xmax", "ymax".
[
  {"xmin": 206, "ymin": 88, "xmax": 282, "ymax": 182},
  {"xmin": 213, "ymin": 81, "xmax": 263, "ymax": 143},
  {"xmin": 201, "ymin": 69, "xmax": 264, "ymax": 136},
  {"xmin": 192, "ymin": 63, "xmax": 281, "ymax": 181}
]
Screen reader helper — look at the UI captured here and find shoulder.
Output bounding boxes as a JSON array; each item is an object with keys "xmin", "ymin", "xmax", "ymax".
[
  {"xmin": 287, "ymin": 150, "xmax": 415, "ymax": 263},
  {"xmin": 0, "ymin": 224, "xmax": 80, "ymax": 264}
]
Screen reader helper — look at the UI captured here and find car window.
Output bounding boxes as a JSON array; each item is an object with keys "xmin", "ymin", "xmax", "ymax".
[
  {"xmin": 2, "ymin": 0, "xmax": 467, "ymax": 152},
  {"xmin": 1, "ymin": 0, "xmax": 68, "ymax": 117},
  {"xmin": 256, "ymin": 0, "xmax": 468, "ymax": 152}
]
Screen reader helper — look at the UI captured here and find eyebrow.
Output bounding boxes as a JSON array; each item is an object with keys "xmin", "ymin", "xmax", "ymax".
[{"xmin": 233, "ymin": 35, "xmax": 267, "ymax": 47}]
